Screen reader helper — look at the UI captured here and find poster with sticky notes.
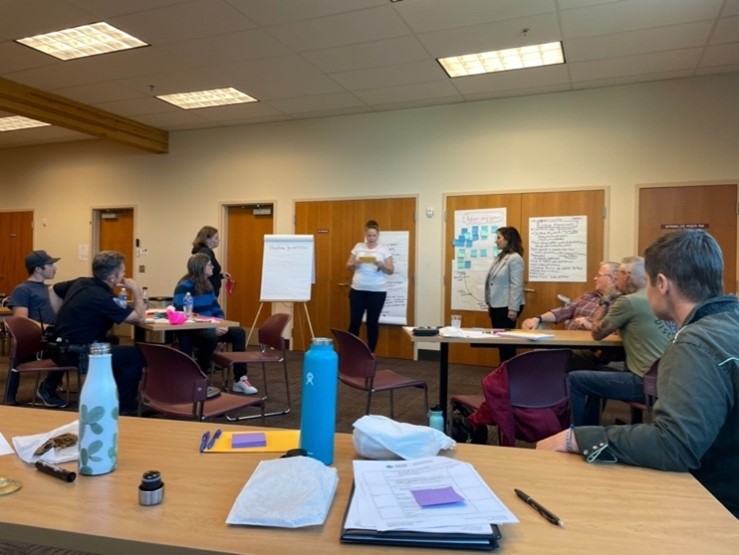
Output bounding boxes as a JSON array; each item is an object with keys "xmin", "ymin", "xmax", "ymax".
[{"xmin": 206, "ymin": 430, "xmax": 300, "ymax": 453}]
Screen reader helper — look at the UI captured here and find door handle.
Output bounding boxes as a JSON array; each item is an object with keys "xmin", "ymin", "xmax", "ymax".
[{"xmin": 338, "ymin": 282, "xmax": 350, "ymax": 287}]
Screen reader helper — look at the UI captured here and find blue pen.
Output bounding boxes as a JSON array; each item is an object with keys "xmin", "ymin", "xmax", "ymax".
[
  {"xmin": 207, "ymin": 429, "xmax": 222, "ymax": 450},
  {"xmin": 199, "ymin": 431, "xmax": 210, "ymax": 453}
]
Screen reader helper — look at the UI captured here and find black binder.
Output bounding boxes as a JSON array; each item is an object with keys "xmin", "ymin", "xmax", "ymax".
[{"xmin": 340, "ymin": 486, "xmax": 502, "ymax": 551}]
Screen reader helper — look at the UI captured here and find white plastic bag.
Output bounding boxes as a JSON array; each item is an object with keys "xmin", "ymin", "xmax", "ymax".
[
  {"xmin": 352, "ymin": 415, "xmax": 455, "ymax": 460},
  {"xmin": 226, "ymin": 456, "xmax": 338, "ymax": 528}
]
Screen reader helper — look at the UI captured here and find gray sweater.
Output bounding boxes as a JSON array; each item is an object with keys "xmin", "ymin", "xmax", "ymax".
[{"xmin": 575, "ymin": 295, "xmax": 739, "ymax": 518}]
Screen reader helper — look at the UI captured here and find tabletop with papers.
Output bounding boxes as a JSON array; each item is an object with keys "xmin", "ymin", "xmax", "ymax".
[{"xmin": 341, "ymin": 457, "xmax": 516, "ymax": 550}]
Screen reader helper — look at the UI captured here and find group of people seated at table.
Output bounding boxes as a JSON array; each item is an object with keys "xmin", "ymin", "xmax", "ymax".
[
  {"xmin": 530, "ymin": 230, "xmax": 738, "ymax": 519},
  {"xmin": 5, "ymin": 228, "xmax": 738, "ymax": 519},
  {"xmin": 5, "ymin": 226, "xmax": 258, "ymax": 413}
]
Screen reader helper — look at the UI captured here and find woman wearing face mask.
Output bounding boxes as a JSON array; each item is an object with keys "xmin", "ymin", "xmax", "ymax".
[
  {"xmin": 346, "ymin": 220, "xmax": 394, "ymax": 352},
  {"xmin": 485, "ymin": 226, "xmax": 525, "ymax": 361}
]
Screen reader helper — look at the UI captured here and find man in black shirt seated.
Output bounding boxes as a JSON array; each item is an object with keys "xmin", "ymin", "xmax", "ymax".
[{"xmin": 40, "ymin": 251, "xmax": 146, "ymax": 414}]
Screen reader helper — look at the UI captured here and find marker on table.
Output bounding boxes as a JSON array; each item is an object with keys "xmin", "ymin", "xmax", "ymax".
[
  {"xmin": 514, "ymin": 488, "xmax": 564, "ymax": 527},
  {"xmin": 206, "ymin": 429, "xmax": 222, "ymax": 450}
]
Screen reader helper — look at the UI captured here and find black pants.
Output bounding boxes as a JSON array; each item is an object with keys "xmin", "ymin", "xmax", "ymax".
[
  {"xmin": 178, "ymin": 326, "xmax": 247, "ymax": 381},
  {"xmin": 46, "ymin": 345, "xmax": 144, "ymax": 414},
  {"xmin": 488, "ymin": 305, "xmax": 523, "ymax": 362},
  {"xmin": 348, "ymin": 289, "xmax": 387, "ymax": 352}
]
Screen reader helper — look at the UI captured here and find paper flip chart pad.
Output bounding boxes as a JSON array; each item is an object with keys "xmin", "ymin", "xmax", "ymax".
[{"xmin": 260, "ymin": 235, "xmax": 314, "ymax": 302}]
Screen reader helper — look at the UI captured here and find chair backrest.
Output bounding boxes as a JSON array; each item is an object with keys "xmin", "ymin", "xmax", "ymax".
[
  {"xmin": 643, "ymin": 358, "xmax": 659, "ymax": 400},
  {"xmin": 330, "ymin": 328, "xmax": 376, "ymax": 379},
  {"xmin": 257, "ymin": 313, "xmax": 291, "ymax": 351},
  {"xmin": 4, "ymin": 316, "xmax": 44, "ymax": 360},
  {"xmin": 138, "ymin": 343, "xmax": 208, "ymax": 404},
  {"xmin": 507, "ymin": 349, "xmax": 571, "ymax": 409}
]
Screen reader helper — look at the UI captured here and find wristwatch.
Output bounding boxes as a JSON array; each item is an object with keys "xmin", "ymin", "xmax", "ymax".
[{"xmin": 535, "ymin": 315, "xmax": 543, "ymax": 324}]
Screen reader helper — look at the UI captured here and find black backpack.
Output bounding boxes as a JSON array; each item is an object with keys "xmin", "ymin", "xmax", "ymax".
[{"xmin": 449, "ymin": 401, "xmax": 489, "ymax": 445}]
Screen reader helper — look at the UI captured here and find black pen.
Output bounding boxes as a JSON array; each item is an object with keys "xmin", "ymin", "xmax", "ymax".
[{"xmin": 514, "ymin": 489, "xmax": 564, "ymax": 527}]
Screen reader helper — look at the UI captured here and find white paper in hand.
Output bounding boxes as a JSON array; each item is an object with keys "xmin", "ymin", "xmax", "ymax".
[{"xmin": 226, "ymin": 456, "xmax": 338, "ymax": 528}]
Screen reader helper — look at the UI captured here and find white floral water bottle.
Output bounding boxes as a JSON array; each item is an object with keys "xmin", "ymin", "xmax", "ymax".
[{"xmin": 79, "ymin": 342, "xmax": 119, "ymax": 476}]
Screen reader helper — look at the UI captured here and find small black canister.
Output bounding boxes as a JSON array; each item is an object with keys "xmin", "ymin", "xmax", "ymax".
[{"xmin": 138, "ymin": 470, "xmax": 164, "ymax": 506}]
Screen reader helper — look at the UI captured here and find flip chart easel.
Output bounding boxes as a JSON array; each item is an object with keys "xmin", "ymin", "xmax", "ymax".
[{"xmin": 248, "ymin": 235, "xmax": 315, "ymax": 348}]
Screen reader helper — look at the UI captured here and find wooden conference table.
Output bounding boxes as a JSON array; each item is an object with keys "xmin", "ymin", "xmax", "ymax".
[
  {"xmin": 0, "ymin": 406, "xmax": 736, "ymax": 554},
  {"xmin": 133, "ymin": 316, "xmax": 241, "ymax": 343},
  {"xmin": 404, "ymin": 328, "xmax": 623, "ymax": 419}
]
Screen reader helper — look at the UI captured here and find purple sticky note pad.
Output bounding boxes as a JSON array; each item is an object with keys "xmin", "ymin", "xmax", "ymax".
[
  {"xmin": 231, "ymin": 432, "xmax": 267, "ymax": 449},
  {"xmin": 411, "ymin": 486, "xmax": 465, "ymax": 507}
]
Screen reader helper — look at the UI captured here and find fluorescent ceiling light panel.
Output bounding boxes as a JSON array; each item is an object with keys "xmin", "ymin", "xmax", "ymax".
[
  {"xmin": 0, "ymin": 116, "xmax": 51, "ymax": 132},
  {"xmin": 438, "ymin": 42, "xmax": 564, "ymax": 78},
  {"xmin": 157, "ymin": 88, "xmax": 258, "ymax": 109},
  {"xmin": 16, "ymin": 22, "xmax": 148, "ymax": 61}
]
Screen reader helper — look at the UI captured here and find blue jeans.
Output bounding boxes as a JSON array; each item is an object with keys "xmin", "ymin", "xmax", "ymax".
[{"xmin": 568, "ymin": 369, "xmax": 644, "ymax": 426}]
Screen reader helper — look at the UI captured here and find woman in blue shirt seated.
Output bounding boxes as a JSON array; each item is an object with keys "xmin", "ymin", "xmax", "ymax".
[{"xmin": 173, "ymin": 253, "xmax": 257, "ymax": 395}]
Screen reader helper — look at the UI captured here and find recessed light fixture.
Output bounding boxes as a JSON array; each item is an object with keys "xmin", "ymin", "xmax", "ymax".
[
  {"xmin": 16, "ymin": 22, "xmax": 148, "ymax": 61},
  {"xmin": 438, "ymin": 41, "xmax": 565, "ymax": 78},
  {"xmin": 156, "ymin": 88, "xmax": 258, "ymax": 109},
  {"xmin": 0, "ymin": 116, "xmax": 51, "ymax": 132}
]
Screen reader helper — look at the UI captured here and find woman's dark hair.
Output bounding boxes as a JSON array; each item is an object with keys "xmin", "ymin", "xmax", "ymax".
[
  {"xmin": 180, "ymin": 253, "xmax": 213, "ymax": 295},
  {"xmin": 497, "ymin": 226, "xmax": 524, "ymax": 256},
  {"xmin": 192, "ymin": 226, "xmax": 218, "ymax": 249},
  {"xmin": 365, "ymin": 220, "xmax": 380, "ymax": 232}
]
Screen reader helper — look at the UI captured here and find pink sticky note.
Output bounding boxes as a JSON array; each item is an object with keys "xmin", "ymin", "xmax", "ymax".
[
  {"xmin": 411, "ymin": 486, "xmax": 465, "ymax": 507},
  {"xmin": 231, "ymin": 433, "xmax": 267, "ymax": 448}
]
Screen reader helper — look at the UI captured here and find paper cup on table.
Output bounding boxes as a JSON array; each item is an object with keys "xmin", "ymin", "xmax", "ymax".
[{"xmin": 451, "ymin": 315, "xmax": 462, "ymax": 329}]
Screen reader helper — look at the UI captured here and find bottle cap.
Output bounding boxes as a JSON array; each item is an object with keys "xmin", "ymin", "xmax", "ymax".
[
  {"xmin": 311, "ymin": 337, "xmax": 333, "ymax": 346},
  {"xmin": 89, "ymin": 342, "xmax": 112, "ymax": 355}
]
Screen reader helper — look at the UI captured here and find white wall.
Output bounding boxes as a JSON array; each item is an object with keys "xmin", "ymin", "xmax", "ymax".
[{"xmin": 2, "ymin": 73, "xmax": 737, "ymax": 326}]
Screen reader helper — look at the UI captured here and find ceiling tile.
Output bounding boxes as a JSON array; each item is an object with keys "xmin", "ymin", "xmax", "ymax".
[
  {"xmin": 303, "ymin": 36, "xmax": 429, "ymax": 73},
  {"xmin": 332, "ymin": 59, "xmax": 445, "ymax": 91},
  {"xmin": 450, "ymin": 64, "xmax": 570, "ymax": 96},
  {"xmin": 569, "ymin": 48, "xmax": 703, "ymax": 82},
  {"xmin": 699, "ymin": 43, "xmax": 739, "ymax": 67},
  {"xmin": 355, "ymin": 80, "xmax": 462, "ymax": 106},
  {"xmin": 268, "ymin": 92, "xmax": 368, "ymax": 115},
  {"xmin": 224, "ymin": 0, "xmax": 386, "ymax": 27}
]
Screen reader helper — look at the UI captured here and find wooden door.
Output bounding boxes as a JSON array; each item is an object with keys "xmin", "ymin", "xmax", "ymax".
[
  {"xmin": 295, "ymin": 197, "xmax": 416, "ymax": 358},
  {"xmin": 638, "ymin": 184, "xmax": 737, "ymax": 293},
  {"xmin": 225, "ymin": 205, "xmax": 274, "ymax": 332},
  {"xmin": 445, "ymin": 190, "xmax": 605, "ymax": 366},
  {"xmin": 0, "ymin": 211, "xmax": 34, "ymax": 297},
  {"xmin": 97, "ymin": 209, "xmax": 134, "ymax": 273}
]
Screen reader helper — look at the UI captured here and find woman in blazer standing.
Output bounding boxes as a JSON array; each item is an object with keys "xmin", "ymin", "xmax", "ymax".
[{"xmin": 485, "ymin": 226, "xmax": 525, "ymax": 361}]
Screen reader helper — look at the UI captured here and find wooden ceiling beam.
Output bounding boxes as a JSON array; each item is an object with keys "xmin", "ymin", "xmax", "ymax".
[{"xmin": 0, "ymin": 78, "xmax": 168, "ymax": 154}]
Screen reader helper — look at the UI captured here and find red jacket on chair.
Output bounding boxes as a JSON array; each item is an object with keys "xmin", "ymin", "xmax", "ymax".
[{"xmin": 467, "ymin": 360, "xmax": 570, "ymax": 446}]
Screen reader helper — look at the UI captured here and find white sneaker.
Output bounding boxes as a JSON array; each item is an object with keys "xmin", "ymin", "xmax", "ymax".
[{"xmin": 232, "ymin": 376, "xmax": 258, "ymax": 395}]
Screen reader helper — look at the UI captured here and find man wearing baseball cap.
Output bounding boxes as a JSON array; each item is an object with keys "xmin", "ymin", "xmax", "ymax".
[{"xmin": 7, "ymin": 250, "xmax": 62, "ymax": 405}]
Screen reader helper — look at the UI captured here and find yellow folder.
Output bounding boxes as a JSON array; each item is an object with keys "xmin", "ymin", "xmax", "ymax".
[{"xmin": 206, "ymin": 430, "xmax": 300, "ymax": 453}]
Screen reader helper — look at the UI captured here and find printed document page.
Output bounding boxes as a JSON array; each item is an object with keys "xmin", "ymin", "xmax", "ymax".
[{"xmin": 348, "ymin": 457, "xmax": 517, "ymax": 532}]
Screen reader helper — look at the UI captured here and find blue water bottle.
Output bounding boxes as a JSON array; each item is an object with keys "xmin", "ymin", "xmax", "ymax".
[{"xmin": 300, "ymin": 337, "xmax": 338, "ymax": 465}]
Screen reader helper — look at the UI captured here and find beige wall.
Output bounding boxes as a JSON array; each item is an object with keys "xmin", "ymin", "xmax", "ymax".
[{"xmin": 1, "ymin": 72, "xmax": 737, "ymax": 326}]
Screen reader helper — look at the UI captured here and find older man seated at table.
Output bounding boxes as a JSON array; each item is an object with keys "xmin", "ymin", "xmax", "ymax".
[
  {"xmin": 521, "ymin": 261, "xmax": 621, "ymax": 370},
  {"xmin": 566, "ymin": 256, "xmax": 673, "ymax": 426}
]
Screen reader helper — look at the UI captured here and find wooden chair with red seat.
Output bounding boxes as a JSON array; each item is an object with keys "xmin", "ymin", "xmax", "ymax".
[
  {"xmin": 3, "ymin": 316, "xmax": 79, "ymax": 406},
  {"xmin": 330, "ymin": 328, "xmax": 428, "ymax": 418},
  {"xmin": 211, "ymin": 313, "xmax": 291, "ymax": 419},
  {"xmin": 137, "ymin": 343, "xmax": 265, "ymax": 421}
]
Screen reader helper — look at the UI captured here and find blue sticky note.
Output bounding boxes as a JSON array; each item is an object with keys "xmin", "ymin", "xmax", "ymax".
[
  {"xmin": 231, "ymin": 432, "xmax": 267, "ymax": 448},
  {"xmin": 411, "ymin": 486, "xmax": 465, "ymax": 507}
]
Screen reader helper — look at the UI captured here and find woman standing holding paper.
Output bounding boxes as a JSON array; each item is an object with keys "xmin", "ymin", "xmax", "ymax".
[
  {"xmin": 485, "ymin": 226, "xmax": 525, "ymax": 362},
  {"xmin": 346, "ymin": 220, "xmax": 394, "ymax": 352}
]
